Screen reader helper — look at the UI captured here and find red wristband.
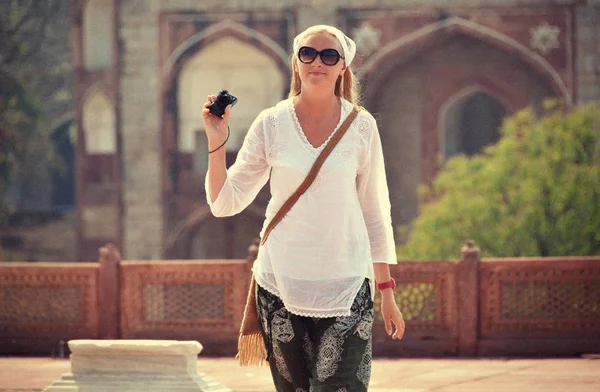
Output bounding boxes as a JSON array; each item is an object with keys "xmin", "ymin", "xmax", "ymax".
[{"xmin": 376, "ymin": 277, "xmax": 396, "ymax": 291}]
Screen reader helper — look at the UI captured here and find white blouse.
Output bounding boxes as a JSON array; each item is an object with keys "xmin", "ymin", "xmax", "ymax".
[{"xmin": 206, "ymin": 98, "xmax": 397, "ymax": 317}]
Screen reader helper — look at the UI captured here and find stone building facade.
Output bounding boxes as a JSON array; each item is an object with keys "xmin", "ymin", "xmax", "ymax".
[{"xmin": 71, "ymin": 0, "xmax": 600, "ymax": 261}]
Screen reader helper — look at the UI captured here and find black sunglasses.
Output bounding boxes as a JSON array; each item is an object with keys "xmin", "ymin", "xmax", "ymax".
[{"xmin": 298, "ymin": 46, "xmax": 344, "ymax": 66}]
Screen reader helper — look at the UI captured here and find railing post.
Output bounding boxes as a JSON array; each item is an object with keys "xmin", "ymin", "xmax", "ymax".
[
  {"xmin": 246, "ymin": 237, "xmax": 259, "ymax": 276},
  {"xmin": 246, "ymin": 238, "xmax": 260, "ymax": 266},
  {"xmin": 247, "ymin": 238, "xmax": 259, "ymax": 262},
  {"xmin": 458, "ymin": 240, "xmax": 480, "ymax": 357},
  {"xmin": 98, "ymin": 243, "xmax": 121, "ymax": 339}
]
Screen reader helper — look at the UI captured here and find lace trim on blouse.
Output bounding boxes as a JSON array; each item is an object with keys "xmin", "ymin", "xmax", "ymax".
[{"xmin": 289, "ymin": 99, "xmax": 346, "ymax": 152}]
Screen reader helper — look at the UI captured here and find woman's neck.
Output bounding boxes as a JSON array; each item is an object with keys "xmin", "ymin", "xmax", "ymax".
[{"xmin": 294, "ymin": 90, "xmax": 340, "ymax": 117}]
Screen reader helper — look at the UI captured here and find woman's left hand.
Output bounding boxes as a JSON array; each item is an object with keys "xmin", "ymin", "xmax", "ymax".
[{"xmin": 380, "ymin": 291, "xmax": 405, "ymax": 340}]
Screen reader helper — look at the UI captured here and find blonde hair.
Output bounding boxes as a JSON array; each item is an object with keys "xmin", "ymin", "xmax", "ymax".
[{"xmin": 288, "ymin": 31, "xmax": 361, "ymax": 105}]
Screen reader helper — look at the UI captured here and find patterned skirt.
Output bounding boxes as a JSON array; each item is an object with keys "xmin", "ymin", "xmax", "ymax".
[{"xmin": 255, "ymin": 279, "xmax": 374, "ymax": 392}]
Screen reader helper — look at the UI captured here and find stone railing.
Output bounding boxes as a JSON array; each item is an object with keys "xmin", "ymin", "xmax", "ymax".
[{"xmin": 1, "ymin": 241, "xmax": 599, "ymax": 357}]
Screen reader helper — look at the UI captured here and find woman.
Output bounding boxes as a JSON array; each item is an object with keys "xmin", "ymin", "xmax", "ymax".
[{"xmin": 202, "ymin": 24, "xmax": 405, "ymax": 392}]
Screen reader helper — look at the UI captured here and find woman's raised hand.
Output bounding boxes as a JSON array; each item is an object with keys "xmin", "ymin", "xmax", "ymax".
[{"xmin": 202, "ymin": 94, "xmax": 232, "ymax": 151}]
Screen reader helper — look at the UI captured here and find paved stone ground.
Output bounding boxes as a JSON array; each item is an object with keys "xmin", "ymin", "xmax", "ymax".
[{"xmin": 1, "ymin": 356, "xmax": 599, "ymax": 392}]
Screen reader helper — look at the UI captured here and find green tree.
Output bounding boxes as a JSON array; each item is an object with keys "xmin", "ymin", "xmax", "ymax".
[
  {"xmin": 0, "ymin": 0, "xmax": 71, "ymax": 224},
  {"xmin": 398, "ymin": 100, "xmax": 600, "ymax": 260},
  {"xmin": 0, "ymin": 0, "xmax": 71, "ymax": 261}
]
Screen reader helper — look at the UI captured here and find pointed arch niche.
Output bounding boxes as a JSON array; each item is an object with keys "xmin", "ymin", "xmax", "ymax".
[
  {"xmin": 82, "ymin": 90, "xmax": 116, "ymax": 154},
  {"xmin": 81, "ymin": 89, "xmax": 117, "ymax": 185}
]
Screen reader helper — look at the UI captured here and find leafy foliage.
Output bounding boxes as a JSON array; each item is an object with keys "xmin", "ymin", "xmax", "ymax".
[
  {"xmin": 398, "ymin": 100, "xmax": 600, "ymax": 260},
  {"xmin": 0, "ymin": 0, "xmax": 71, "ymax": 225}
]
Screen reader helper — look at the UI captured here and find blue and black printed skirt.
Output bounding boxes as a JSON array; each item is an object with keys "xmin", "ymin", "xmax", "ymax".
[{"xmin": 256, "ymin": 279, "xmax": 374, "ymax": 392}]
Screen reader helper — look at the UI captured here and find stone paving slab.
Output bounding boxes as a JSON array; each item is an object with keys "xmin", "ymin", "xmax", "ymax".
[{"xmin": 1, "ymin": 357, "xmax": 599, "ymax": 392}]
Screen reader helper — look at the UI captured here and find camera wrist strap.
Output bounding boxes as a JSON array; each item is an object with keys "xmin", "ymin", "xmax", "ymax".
[{"xmin": 208, "ymin": 126, "xmax": 230, "ymax": 154}]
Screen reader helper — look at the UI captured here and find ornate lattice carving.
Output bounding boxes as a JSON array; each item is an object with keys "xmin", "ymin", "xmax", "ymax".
[
  {"xmin": 143, "ymin": 283, "xmax": 225, "ymax": 321},
  {"xmin": 481, "ymin": 261, "xmax": 600, "ymax": 337},
  {"xmin": 0, "ymin": 264, "xmax": 99, "ymax": 339},
  {"xmin": 372, "ymin": 263, "xmax": 458, "ymax": 339},
  {"xmin": 120, "ymin": 261, "xmax": 249, "ymax": 337},
  {"xmin": 0, "ymin": 286, "xmax": 83, "ymax": 324},
  {"xmin": 375, "ymin": 282, "xmax": 437, "ymax": 323},
  {"xmin": 502, "ymin": 281, "xmax": 600, "ymax": 321}
]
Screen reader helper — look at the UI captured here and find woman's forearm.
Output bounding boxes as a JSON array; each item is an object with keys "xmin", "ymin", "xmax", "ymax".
[
  {"xmin": 373, "ymin": 262, "xmax": 392, "ymax": 285},
  {"xmin": 202, "ymin": 97, "xmax": 231, "ymax": 204},
  {"xmin": 207, "ymin": 145, "xmax": 227, "ymax": 203}
]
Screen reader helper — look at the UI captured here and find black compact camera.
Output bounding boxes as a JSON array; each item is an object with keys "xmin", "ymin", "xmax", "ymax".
[{"xmin": 208, "ymin": 90, "xmax": 238, "ymax": 117}]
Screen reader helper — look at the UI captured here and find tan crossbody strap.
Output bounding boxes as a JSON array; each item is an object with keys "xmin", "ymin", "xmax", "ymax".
[{"xmin": 260, "ymin": 106, "xmax": 361, "ymax": 246}]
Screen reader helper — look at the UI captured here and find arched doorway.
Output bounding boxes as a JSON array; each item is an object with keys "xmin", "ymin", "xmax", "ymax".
[
  {"xmin": 363, "ymin": 28, "xmax": 555, "ymax": 233},
  {"xmin": 177, "ymin": 35, "xmax": 286, "ymax": 165},
  {"xmin": 50, "ymin": 119, "xmax": 76, "ymax": 209},
  {"xmin": 188, "ymin": 211, "xmax": 263, "ymax": 259},
  {"xmin": 441, "ymin": 90, "xmax": 507, "ymax": 161},
  {"xmin": 165, "ymin": 204, "xmax": 265, "ymax": 259},
  {"xmin": 163, "ymin": 24, "xmax": 289, "ymax": 259}
]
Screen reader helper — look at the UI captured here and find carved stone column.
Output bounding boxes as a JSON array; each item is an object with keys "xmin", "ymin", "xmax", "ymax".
[{"xmin": 43, "ymin": 340, "xmax": 231, "ymax": 391}]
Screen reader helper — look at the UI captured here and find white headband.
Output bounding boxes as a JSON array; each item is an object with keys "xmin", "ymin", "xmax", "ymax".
[{"xmin": 293, "ymin": 25, "xmax": 357, "ymax": 67}]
